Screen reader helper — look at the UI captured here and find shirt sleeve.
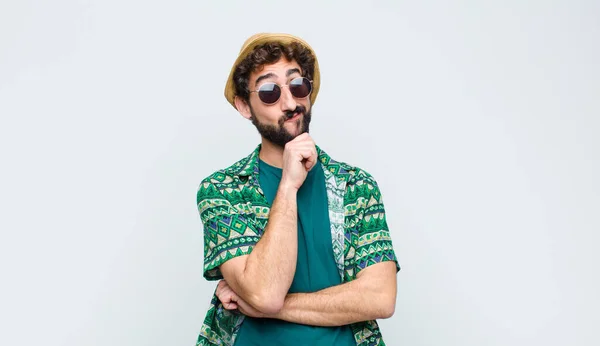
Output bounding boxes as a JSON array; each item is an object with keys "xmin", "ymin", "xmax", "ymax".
[
  {"xmin": 196, "ymin": 179, "xmax": 261, "ymax": 280},
  {"xmin": 354, "ymin": 175, "xmax": 401, "ymax": 275}
]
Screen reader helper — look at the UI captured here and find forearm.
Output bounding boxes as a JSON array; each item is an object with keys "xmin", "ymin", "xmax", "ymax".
[
  {"xmin": 273, "ymin": 275, "xmax": 396, "ymax": 327},
  {"xmin": 238, "ymin": 184, "xmax": 298, "ymax": 307}
]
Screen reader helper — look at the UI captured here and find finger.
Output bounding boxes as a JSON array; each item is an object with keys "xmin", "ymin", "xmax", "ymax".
[
  {"xmin": 297, "ymin": 148, "xmax": 317, "ymax": 160},
  {"xmin": 291, "ymin": 133, "xmax": 310, "ymax": 141},
  {"xmin": 286, "ymin": 136, "xmax": 313, "ymax": 149},
  {"xmin": 288, "ymin": 138, "xmax": 314, "ymax": 149},
  {"xmin": 236, "ymin": 299, "xmax": 249, "ymax": 314},
  {"xmin": 223, "ymin": 286, "xmax": 237, "ymax": 296},
  {"xmin": 304, "ymin": 148, "xmax": 318, "ymax": 165},
  {"xmin": 216, "ymin": 284, "xmax": 228, "ymax": 297},
  {"xmin": 305, "ymin": 156, "xmax": 316, "ymax": 171},
  {"xmin": 223, "ymin": 301, "xmax": 238, "ymax": 310}
]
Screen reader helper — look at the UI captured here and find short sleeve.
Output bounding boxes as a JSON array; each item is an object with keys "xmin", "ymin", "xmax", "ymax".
[
  {"xmin": 196, "ymin": 180, "xmax": 261, "ymax": 280},
  {"xmin": 354, "ymin": 175, "xmax": 401, "ymax": 274}
]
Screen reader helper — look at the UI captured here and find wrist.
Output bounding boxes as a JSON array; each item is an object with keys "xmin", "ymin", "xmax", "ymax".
[{"xmin": 278, "ymin": 180, "xmax": 299, "ymax": 194}]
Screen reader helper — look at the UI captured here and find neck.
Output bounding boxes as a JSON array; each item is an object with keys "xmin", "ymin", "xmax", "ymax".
[{"xmin": 258, "ymin": 138, "xmax": 285, "ymax": 168}]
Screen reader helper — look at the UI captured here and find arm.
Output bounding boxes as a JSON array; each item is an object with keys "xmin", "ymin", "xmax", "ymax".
[
  {"xmin": 216, "ymin": 170, "xmax": 400, "ymax": 321},
  {"xmin": 219, "ymin": 184, "xmax": 298, "ymax": 314},
  {"xmin": 272, "ymin": 261, "xmax": 397, "ymax": 326},
  {"xmin": 217, "ymin": 261, "xmax": 397, "ymax": 325}
]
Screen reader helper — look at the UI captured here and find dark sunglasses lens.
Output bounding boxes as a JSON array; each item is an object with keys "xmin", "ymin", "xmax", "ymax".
[
  {"xmin": 258, "ymin": 83, "xmax": 281, "ymax": 104},
  {"xmin": 289, "ymin": 77, "xmax": 312, "ymax": 98}
]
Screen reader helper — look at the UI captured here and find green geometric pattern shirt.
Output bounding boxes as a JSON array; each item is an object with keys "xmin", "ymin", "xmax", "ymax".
[{"xmin": 195, "ymin": 144, "xmax": 401, "ymax": 346}]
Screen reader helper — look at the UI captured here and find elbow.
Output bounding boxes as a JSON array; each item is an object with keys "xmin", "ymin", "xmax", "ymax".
[
  {"xmin": 376, "ymin": 294, "xmax": 396, "ymax": 319},
  {"xmin": 248, "ymin": 292, "xmax": 285, "ymax": 315},
  {"xmin": 379, "ymin": 301, "xmax": 395, "ymax": 319}
]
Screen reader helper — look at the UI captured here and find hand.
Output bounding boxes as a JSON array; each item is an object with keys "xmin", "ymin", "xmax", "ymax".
[
  {"xmin": 216, "ymin": 280, "xmax": 270, "ymax": 318},
  {"xmin": 280, "ymin": 133, "xmax": 318, "ymax": 191},
  {"xmin": 216, "ymin": 279, "xmax": 239, "ymax": 310}
]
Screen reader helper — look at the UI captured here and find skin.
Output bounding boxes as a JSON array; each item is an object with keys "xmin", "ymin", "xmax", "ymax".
[
  {"xmin": 218, "ymin": 57, "xmax": 398, "ymax": 324},
  {"xmin": 216, "ymin": 262, "xmax": 398, "ymax": 326},
  {"xmin": 235, "ymin": 58, "xmax": 312, "ymax": 169}
]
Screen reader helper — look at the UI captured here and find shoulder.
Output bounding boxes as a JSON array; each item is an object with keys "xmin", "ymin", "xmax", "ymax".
[
  {"xmin": 346, "ymin": 162, "xmax": 384, "ymax": 201},
  {"xmin": 323, "ymin": 152, "xmax": 381, "ymax": 192},
  {"xmin": 347, "ymin": 164, "xmax": 379, "ymax": 187},
  {"xmin": 317, "ymin": 146, "xmax": 384, "ymax": 198},
  {"xmin": 317, "ymin": 147, "xmax": 383, "ymax": 207},
  {"xmin": 196, "ymin": 150, "xmax": 255, "ymax": 204}
]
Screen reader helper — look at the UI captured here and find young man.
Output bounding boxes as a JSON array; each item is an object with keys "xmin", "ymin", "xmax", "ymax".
[{"xmin": 195, "ymin": 33, "xmax": 400, "ymax": 346}]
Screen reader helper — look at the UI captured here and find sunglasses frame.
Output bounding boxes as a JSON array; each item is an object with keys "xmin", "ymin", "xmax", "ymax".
[{"xmin": 249, "ymin": 76, "xmax": 313, "ymax": 105}]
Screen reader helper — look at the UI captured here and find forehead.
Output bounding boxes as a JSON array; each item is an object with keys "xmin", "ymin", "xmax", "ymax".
[{"xmin": 250, "ymin": 58, "xmax": 302, "ymax": 87}]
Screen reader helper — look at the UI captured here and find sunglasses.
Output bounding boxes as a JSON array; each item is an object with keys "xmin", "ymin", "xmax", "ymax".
[{"xmin": 249, "ymin": 77, "xmax": 313, "ymax": 105}]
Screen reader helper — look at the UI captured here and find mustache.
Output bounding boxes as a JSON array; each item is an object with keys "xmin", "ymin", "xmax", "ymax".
[{"xmin": 283, "ymin": 105, "xmax": 307, "ymax": 121}]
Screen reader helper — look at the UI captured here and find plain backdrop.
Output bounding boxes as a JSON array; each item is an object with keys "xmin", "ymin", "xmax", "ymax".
[{"xmin": 1, "ymin": 1, "xmax": 599, "ymax": 345}]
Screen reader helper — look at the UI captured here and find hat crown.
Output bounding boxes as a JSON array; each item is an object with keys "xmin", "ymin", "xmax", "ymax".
[{"xmin": 239, "ymin": 33, "xmax": 267, "ymax": 52}]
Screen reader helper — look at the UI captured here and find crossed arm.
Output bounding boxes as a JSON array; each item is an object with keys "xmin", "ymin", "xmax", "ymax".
[
  {"xmin": 217, "ymin": 260, "xmax": 398, "ymax": 326},
  {"xmin": 202, "ymin": 161, "xmax": 398, "ymax": 325}
]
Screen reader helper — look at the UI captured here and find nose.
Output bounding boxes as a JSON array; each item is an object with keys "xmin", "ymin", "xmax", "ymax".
[{"xmin": 279, "ymin": 85, "xmax": 297, "ymax": 112}]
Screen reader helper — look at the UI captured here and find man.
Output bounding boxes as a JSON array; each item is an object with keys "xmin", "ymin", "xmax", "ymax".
[{"xmin": 195, "ymin": 33, "xmax": 400, "ymax": 346}]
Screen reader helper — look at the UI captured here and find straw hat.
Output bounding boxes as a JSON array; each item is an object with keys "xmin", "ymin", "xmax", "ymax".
[{"xmin": 224, "ymin": 33, "xmax": 321, "ymax": 109}]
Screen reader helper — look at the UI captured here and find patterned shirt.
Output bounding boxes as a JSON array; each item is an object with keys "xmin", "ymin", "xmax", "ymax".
[{"xmin": 195, "ymin": 144, "xmax": 401, "ymax": 346}]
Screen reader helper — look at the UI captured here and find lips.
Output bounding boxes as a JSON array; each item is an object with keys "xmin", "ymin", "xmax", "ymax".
[{"xmin": 285, "ymin": 112, "xmax": 302, "ymax": 122}]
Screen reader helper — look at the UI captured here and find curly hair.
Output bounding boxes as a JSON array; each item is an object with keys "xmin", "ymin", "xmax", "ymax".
[{"xmin": 233, "ymin": 41, "xmax": 316, "ymax": 102}]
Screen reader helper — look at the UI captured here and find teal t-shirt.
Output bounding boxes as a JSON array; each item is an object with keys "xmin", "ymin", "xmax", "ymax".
[{"xmin": 233, "ymin": 159, "xmax": 355, "ymax": 346}]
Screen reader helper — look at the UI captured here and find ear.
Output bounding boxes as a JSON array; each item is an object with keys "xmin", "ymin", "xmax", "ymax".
[{"xmin": 234, "ymin": 96, "xmax": 252, "ymax": 120}]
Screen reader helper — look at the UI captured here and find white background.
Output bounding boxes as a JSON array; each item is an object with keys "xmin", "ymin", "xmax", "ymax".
[{"xmin": 1, "ymin": 1, "xmax": 599, "ymax": 345}]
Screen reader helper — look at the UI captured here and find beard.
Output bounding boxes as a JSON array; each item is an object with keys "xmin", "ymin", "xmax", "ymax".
[{"xmin": 249, "ymin": 104, "xmax": 312, "ymax": 148}]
